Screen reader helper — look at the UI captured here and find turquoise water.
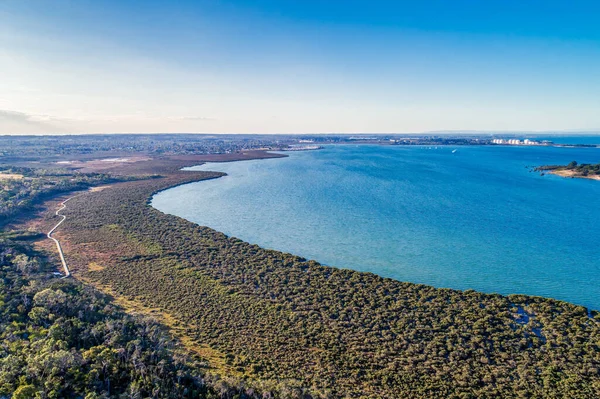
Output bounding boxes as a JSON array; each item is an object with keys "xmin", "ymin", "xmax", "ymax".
[{"xmin": 152, "ymin": 144, "xmax": 600, "ymax": 309}]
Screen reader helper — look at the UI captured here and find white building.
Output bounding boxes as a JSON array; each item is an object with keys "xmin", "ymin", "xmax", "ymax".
[{"xmin": 492, "ymin": 138, "xmax": 540, "ymax": 145}]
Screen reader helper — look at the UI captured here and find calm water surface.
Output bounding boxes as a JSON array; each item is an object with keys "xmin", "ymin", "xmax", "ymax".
[{"xmin": 152, "ymin": 144, "xmax": 600, "ymax": 309}]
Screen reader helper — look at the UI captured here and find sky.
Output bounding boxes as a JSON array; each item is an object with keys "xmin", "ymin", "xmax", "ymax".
[{"xmin": 1, "ymin": 0, "xmax": 600, "ymax": 134}]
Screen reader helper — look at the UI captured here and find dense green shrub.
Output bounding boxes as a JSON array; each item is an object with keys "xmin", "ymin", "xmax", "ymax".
[
  {"xmin": 0, "ymin": 238, "xmax": 273, "ymax": 399},
  {"xmin": 61, "ymin": 171, "xmax": 600, "ymax": 398}
]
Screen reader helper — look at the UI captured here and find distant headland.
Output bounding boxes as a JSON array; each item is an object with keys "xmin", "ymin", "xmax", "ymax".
[{"xmin": 535, "ymin": 161, "xmax": 600, "ymax": 181}]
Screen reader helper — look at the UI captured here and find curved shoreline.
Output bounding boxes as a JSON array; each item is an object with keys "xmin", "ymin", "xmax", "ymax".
[
  {"xmin": 149, "ymin": 155, "xmax": 598, "ymax": 312},
  {"xmin": 56, "ymin": 152, "xmax": 600, "ymax": 397},
  {"xmin": 549, "ymin": 169, "xmax": 600, "ymax": 181}
]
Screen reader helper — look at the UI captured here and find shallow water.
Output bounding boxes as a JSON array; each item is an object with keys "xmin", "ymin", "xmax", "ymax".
[{"xmin": 152, "ymin": 143, "xmax": 600, "ymax": 309}]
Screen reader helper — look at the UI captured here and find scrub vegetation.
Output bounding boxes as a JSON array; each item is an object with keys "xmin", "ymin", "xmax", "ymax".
[
  {"xmin": 1, "ymin": 134, "xmax": 599, "ymax": 398},
  {"xmin": 0, "ymin": 236, "xmax": 271, "ymax": 398},
  {"xmin": 536, "ymin": 161, "xmax": 600, "ymax": 179},
  {"xmin": 0, "ymin": 167, "xmax": 119, "ymax": 225},
  {"xmin": 59, "ymin": 168, "xmax": 600, "ymax": 399}
]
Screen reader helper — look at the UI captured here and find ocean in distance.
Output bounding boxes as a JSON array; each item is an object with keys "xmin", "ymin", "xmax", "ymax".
[{"xmin": 152, "ymin": 140, "xmax": 600, "ymax": 309}]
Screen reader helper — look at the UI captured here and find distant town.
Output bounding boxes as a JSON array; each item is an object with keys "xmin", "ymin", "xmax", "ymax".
[{"xmin": 0, "ymin": 134, "xmax": 598, "ymax": 166}]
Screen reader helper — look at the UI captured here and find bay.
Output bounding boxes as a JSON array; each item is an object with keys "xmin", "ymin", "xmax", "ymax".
[{"xmin": 152, "ymin": 143, "xmax": 600, "ymax": 309}]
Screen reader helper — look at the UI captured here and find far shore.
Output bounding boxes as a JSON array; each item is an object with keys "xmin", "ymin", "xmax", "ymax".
[{"xmin": 549, "ymin": 169, "xmax": 600, "ymax": 181}]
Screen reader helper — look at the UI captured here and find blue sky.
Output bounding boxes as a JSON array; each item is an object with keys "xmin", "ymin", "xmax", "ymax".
[{"xmin": 1, "ymin": 0, "xmax": 599, "ymax": 134}]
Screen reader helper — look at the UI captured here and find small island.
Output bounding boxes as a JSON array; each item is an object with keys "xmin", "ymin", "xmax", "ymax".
[{"xmin": 536, "ymin": 161, "xmax": 600, "ymax": 180}]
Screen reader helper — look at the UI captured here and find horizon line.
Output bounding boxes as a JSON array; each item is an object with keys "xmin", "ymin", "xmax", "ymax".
[{"xmin": 1, "ymin": 130, "xmax": 600, "ymax": 137}]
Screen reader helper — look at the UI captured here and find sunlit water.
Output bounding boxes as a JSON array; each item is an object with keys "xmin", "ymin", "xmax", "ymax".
[{"xmin": 152, "ymin": 141, "xmax": 600, "ymax": 309}]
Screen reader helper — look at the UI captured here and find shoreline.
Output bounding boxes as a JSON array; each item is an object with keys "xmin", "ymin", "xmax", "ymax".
[
  {"xmin": 548, "ymin": 169, "xmax": 600, "ymax": 181},
  {"xmin": 535, "ymin": 161, "xmax": 600, "ymax": 181},
  {"xmin": 149, "ymin": 151, "xmax": 598, "ymax": 311},
  {"xmin": 38, "ymin": 148, "xmax": 600, "ymax": 397}
]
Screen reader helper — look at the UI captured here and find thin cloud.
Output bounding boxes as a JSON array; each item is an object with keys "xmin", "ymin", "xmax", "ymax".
[
  {"xmin": 168, "ymin": 116, "xmax": 216, "ymax": 122},
  {"xmin": 0, "ymin": 109, "xmax": 78, "ymax": 133},
  {"xmin": 0, "ymin": 109, "xmax": 40, "ymax": 124}
]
